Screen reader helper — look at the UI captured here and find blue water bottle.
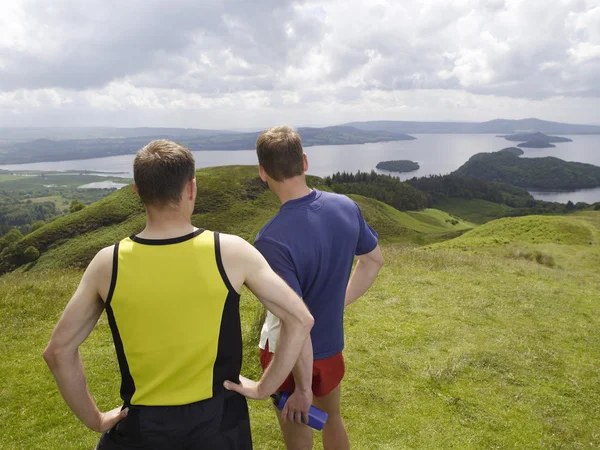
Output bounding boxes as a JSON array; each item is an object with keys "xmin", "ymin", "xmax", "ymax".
[{"xmin": 271, "ymin": 392, "xmax": 328, "ymax": 431}]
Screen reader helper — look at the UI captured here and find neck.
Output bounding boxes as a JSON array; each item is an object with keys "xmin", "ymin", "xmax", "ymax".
[
  {"xmin": 138, "ymin": 206, "xmax": 195, "ymax": 239},
  {"xmin": 272, "ymin": 176, "xmax": 312, "ymax": 205}
]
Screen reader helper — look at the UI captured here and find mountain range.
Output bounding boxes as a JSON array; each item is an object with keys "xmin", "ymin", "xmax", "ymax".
[{"xmin": 343, "ymin": 118, "xmax": 600, "ymax": 134}]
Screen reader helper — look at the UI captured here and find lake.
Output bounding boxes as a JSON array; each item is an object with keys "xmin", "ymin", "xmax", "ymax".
[{"xmin": 1, "ymin": 134, "xmax": 599, "ymax": 204}]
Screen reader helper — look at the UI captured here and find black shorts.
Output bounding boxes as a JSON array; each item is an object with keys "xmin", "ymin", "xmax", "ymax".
[{"xmin": 96, "ymin": 392, "xmax": 252, "ymax": 450}]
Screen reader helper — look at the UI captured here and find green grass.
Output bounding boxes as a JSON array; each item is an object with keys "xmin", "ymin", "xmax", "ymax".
[
  {"xmin": 350, "ymin": 198, "xmax": 475, "ymax": 245},
  {"xmin": 428, "ymin": 213, "xmax": 600, "ymax": 275},
  {"xmin": 432, "ymin": 215, "xmax": 597, "ymax": 248},
  {"xmin": 435, "ymin": 198, "xmax": 516, "ymax": 224},
  {"xmin": 2, "ymin": 239, "xmax": 600, "ymax": 449},
  {"xmin": 3, "ymin": 166, "xmax": 600, "ymax": 448}
]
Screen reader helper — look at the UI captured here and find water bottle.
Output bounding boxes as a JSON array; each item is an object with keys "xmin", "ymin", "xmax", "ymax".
[{"xmin": 271, "ymin": 392, "xmax": 328, "ymax": 431}]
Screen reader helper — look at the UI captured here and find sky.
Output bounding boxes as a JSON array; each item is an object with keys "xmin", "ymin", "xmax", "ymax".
[{"xmin": 0, "ymin": 0, "xmax": 599, "ymax": 129}]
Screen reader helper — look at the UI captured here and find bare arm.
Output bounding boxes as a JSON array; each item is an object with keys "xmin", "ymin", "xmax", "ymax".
[
  {"xmin": 43, "ymin": 247, "xmax": 127, "ymax": 432},
  {"xmin": 345, "ymin": 245, "xmax": 385, "ymax": 307},
  {"xmin": 220, "ymin": 235, "xmax": 314, "ymax": 399},
  {"xmin": 273, "ymin": 334, "xmax": 314, "ymax": 425}
]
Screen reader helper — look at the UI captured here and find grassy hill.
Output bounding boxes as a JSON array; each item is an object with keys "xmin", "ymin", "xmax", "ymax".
[
  {"xmin": 429, "ymin": 213, "xmax": 600, "ymax": 274},
  {"xmin": 1, "ymin": 166, "xmax": 471, "ymax": 274},
  {"xmin": 1, "ymin": 165, "xmax": 599, "ymax": 449},
  {"xmin": 435, "ymin": 198, "xmax": 517, "ymax": 224}
]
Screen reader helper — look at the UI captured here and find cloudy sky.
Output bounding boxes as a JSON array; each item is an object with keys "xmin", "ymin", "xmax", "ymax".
[{"xmin": 0, "ymin": 0, "xmax": 599, "ymax": 128}]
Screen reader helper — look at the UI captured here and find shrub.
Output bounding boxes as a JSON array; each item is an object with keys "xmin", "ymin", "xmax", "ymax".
[
  {"xmin": 31, "ymin": 221, "xmax": 45, "ymax": 232},
  {"xmin": 24, "ymin": 246, "xmax": 40, "ymax": 262},
  {"xmin": 70, "ymin": 200, "xmax": 86, "ymax": 213},
  {"xmin": 3, "ymin": 229, "xmax": 23, "ymax": 245},
  {"xmin": 509, "ymin": 248, "xmax": 555, "ymax": 268}
]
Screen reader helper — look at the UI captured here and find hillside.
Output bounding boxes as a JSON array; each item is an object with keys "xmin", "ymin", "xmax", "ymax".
[
  {"xmin": 430, "ymin": 212, "xmax": 600, "ymax": 273},
  {"xmin": 2, "ymin": 209, "xmax": 599, "ymax": 448},
  {"xmin": 0, "ymin": 166, "xmax": 471, "ymax": 274},
  {"xmin": 0, "ymin": 171, "xmax": 130, "ymax": 235},
  {"xmin": 452, "ymin": 151, "xmax": 600, "ymax": 190}
]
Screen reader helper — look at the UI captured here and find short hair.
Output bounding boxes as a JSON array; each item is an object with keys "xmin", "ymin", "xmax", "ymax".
[
  {"xmin": 256, "ymin": 126, "xmax": 304, "ymax": 182},
  {"xmin": 133, "ymin": 139, "xmax": 196, "ymax": 207}
]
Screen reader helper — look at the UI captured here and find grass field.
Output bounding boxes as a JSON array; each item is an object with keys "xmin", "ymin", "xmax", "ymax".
[
  {"xmin": 1, "ymin": 234, "xmax": 600, "ymax": 449},
  {"xmin": 29, "ymin": 195, "xmax": 71, "ymax": 211},
  {"xmin": 0, "ymin": 174, "xmax": 20, "ymax": 183},
  {"xmin": 1, "ymin": 166, "xmax": 599, "ymax": 449}
]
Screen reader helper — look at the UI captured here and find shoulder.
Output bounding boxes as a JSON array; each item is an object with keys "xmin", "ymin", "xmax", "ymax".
[
  {"xmin": 217, "ymin": 233, "xmax": 259, "ymax": 264},
  {"xmin": 217, "ymin": 232, "xmax": 247, "ymax": 248},
  {"xmin": 320, "ymin": 190, "xmax": 356, "ymax": 206},
  {"xmin": 255, "ymin": 212, "xmax": 284, "ymax": 243},
  {"xmin": 319, "ymin": 190, "xmax": 361, "ymax": 215},
  {"xmin": 90, "ymin": 245, "xmax": 117, "ymax": 272},
  {"xmin": 83, "ymin": 245, "xmax": 117, "ymax": 299}
]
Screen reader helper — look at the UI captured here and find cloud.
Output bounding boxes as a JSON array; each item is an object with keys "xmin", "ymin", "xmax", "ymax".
[{"xmin": 0, "ymin": 0, "xmax": 598, "ymax": 127}]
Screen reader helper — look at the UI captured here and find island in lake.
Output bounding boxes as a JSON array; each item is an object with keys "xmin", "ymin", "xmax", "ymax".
[
  {"xmin": 517, "ymin": 141, "xmax": 556, "ymax": 149},
  {"xmin": 452, "ymin": 149, "xmax": 600, "ymax": 190},
  {"xmin": 497, "ymin": 131, "xmax": 572, "ymax": 149},
  {"xmin": 376, "ymin": 160, "xmax": 420, "ymax": 173}
]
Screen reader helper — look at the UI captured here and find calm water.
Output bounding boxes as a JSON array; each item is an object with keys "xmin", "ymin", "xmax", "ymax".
[
  {"xmin": 78, "ymin": 181, "xmax": 128, "ymax": 189},
  {"xmin": 1, "ymin": 134, "xmax": 599, "ymax": 204}
]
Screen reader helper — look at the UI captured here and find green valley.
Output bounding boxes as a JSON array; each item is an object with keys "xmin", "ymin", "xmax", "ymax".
[{"xmin": 0, "ymin": 171, "xmax": 131, "ymax": 237}]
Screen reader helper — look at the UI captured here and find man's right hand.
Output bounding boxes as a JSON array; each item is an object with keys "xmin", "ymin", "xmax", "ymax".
[
  {"xmin": 93, "ymin": 406, "xmax": 129, "ymax": 433},
  {"xmin": 224, "ymin": 375, "xmax": 268, "ymax": 400}
]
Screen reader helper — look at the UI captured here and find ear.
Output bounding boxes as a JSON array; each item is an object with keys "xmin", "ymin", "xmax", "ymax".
[
  {"xmin": 133, "ymin": 185, "xmax": 140, "ymax": 197},
  {"xmin": 188, "ymin": 178, "xmax": 196, "ymax": 200},
  {"xmin": 258, "ymin": 165, "xmax": 268, "ymax": 182},
  {"xmin": 303, "ymin": 153, "xmax": 309, "ymax": 172}
]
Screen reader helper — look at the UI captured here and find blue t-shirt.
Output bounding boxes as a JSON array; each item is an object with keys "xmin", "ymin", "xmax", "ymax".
[{"xmin": 255, "ymin": 189, "xmax": 378, "ymax": 359}]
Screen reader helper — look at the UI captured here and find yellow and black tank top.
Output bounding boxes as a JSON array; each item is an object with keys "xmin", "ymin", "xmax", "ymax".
[{"xmin": 105, "ymin": 229, "xmax": 241, "ymax": 407}]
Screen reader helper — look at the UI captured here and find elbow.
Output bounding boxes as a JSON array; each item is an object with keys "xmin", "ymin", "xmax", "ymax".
[
  {"xmin": 43, "ymin": 345, "xmax": 57, "ymax": 369},
  {"xmin": 43, "ymin": 342, "xmax": 67, "ymax": 370},
  {"xmin": 300, "ymin": 312, "xmax": 314, "ymax": 335}
]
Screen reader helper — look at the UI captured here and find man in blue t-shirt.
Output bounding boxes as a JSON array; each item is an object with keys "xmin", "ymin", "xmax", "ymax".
[{"xmin": 254, "ymin": 125, "xmax": 384, "ymax": 449}]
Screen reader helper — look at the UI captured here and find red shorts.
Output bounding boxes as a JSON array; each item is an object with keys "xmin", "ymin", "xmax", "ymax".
[{"xmin": 259, "ymin": 341, "xmax": 345, "ymax": 398}]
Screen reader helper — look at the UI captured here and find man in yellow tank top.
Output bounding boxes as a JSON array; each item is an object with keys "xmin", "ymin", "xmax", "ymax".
[{"xmin": 43, "ymin": 140, "xmax": 314, "ymax": 449}]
